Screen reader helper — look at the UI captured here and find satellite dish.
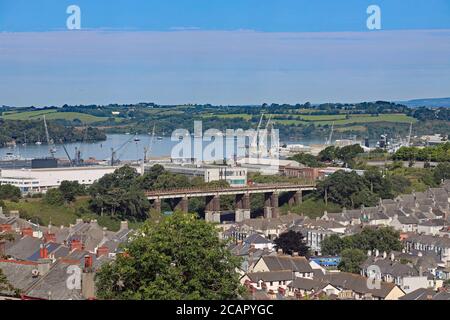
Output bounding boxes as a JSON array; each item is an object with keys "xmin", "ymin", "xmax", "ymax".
[{"xmin": 31, "ymin": 269, "xmax": 40, "ymax": 277}]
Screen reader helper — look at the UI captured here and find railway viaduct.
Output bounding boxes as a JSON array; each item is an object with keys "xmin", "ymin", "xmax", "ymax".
[{"xmin": 145, "ymin": 183, "xmax": 316, "ymax": 222}]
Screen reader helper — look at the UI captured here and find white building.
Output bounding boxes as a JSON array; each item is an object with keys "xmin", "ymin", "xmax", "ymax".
[
  {"xmin": 156, "ymin": 164, "xmax": 247, "ymax": 187},
  {"xmin": 0, "ymin": 166, "xmax": 127, "ymax": 193}
]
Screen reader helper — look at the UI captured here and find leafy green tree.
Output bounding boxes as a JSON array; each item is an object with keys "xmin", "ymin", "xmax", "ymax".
[
  {"xmin": 322, "ymin": 227, "xmax": 402, "ymax": 257},
  {"xmin": 152, "ymin": 172, "xmax": 192, "ymax": 190},
  {"xmin": 289, "ymin": 153, "xmax": 324, "ymax": 168},
  {"xmin": 336, "ymin": 144, "xmax": 364, "ymax": 167},
  {"xmin": 321, "ymin": 234, "xmax": 345, "ymax": 256},
  {"xmin": 389, "ymin": 175, "xmax": 411, "ymax": 195},
  {"xmin": 44, "ymin": 189, "xmax": 65, "ymax": 206},
  {"xmin": 95, "ymin": 212, "xmax": 243, "ymax": 300},
  {"xmin": 274, "ymin": 231, "xmax": 310, "ymax": 257},
  {"xmin": 89, "ymin": 186, "xmax": 150, "ymax": 220},
  {"xmin": 352, "ymin": 227, "xmax": 402, "ymax": 253},
  {"xmin": 59, "ymin": 181, "xmax": 85, "ymax": 203},
  {"xmin": 0, "ymin": 269, "xmax": 15, "ymax": 295},
  {"xmin": 338, "ymin": 249, "xmax": 366, "ymax": 273},
  {"xmin": 136, "ymin": 165, "xmax": 165, "ymax": 189},
  {"xmin": 434, "ymin": 162, "xmax": 450, "ymax": 183},
  {"xmin": 316, "ymin": 171, "xmax": 377, "ymax": 208},
  {"xmin": 0, "ymin": 185, "xmax": 21, "ymax": 201},
  {"xmin": 318, "ymin": 146, "xmax": 337, "ymax": 162}
]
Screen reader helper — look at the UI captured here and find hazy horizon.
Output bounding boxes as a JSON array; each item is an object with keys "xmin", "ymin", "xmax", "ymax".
[{"xmin": 1, "ymin": 1, "xmax": 450, "ymax": 107}]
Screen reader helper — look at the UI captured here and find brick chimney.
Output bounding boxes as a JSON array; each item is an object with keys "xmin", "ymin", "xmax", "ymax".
[
  {"xmin": 84, "ymin": 255, "xmax": 93, "ymax": 271},
  {"xmin": 82, "ymin": 255, "xmax": 95, "ymax": 299},
  {"xmin": 0, "ymin": 240, "xmax": 6, "ymax": 257},
  {"xmin": 44, "ymin": 233, "xmax": 56, "ymax": 243},
  {"xmin": 21, "ymin": 227, "xmax": 33, "ymax": 237},
  {"xmin": 70, "ymin": 239, "xmax": 83, "ymax": 251},
  {"xmin": 39, "ymin": 244, "xmax": 48, "ymax": 259},
  {"xmin": 0, "ymin": 224, "xmax": 12, "ymax": 233},
  {"xmin": 37, "ymin": 247, "xmax": 52, "ymax": 276},
  {"xmin": 96, "ymin": 246, "xmax": 109, "ymax": 258}
]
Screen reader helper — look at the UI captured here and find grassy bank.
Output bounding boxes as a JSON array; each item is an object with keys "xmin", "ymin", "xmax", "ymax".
[{"xmin": 2, "ymin": 197, "xmax": 141, "ymax": 231}]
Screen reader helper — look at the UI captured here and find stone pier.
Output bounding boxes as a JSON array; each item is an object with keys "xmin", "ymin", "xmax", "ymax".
[
  {"xmin": 235, "ymin": 194, "xmax": 251, "ymax": 222},
  {"xmin": 264, "ymin": 193, "xmax": 273, "ymax": 219},
  {"xmin": 175, "ymin": 197, "xmax": 189, "ymax": 213},
  {"xmin": 205, "ymin": 195, "xmax": 221, "ymax": 223},
  {"xmin": 288, "ymin": 191, "xmax": 303, "ymax": 207},
  {"xmin": 152, "ymin": 199, "xmax": 162, "ymax": 214}
]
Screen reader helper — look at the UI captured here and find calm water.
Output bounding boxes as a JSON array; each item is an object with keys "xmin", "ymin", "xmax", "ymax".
[{"xmin": 0, "ymin": 134, "xmax": 326, "ymax": 162}]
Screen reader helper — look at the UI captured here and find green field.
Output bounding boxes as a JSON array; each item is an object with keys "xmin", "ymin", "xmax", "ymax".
[
  {"xmin": 335, "ymin": 125, "xmax": 368, "ymax": 132},
  {"xmin": 203, "ymin": 113, "xmax": 253, "ymax": 120},
  {"xmin": 203, "ymin": 113, "xmax": 417, "ymax": 127},
  {"xmin": 2, "ymin": 110, "xmax": 109, "ymax": 123},
  {"xmin": 3, "ymin": 198, "xmax": 140, "ymax": 231},
  {"xmin": 274, "ymin": 114, "xmax": 417, "ymax": 126}
]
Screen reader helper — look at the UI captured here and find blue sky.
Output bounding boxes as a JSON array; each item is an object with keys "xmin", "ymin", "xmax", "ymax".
[
  {"xmin": 0, "ymin": 1, "xmax": 450, "ymax": 106},
  {"xmin": 1, "ymin": 0, "xmax": 450, "ymax": 32}
]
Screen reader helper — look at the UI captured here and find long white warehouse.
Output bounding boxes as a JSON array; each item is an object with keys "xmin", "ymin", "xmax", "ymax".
[{"xmin": 0, "ymin": 166, "xmax": 127, "ymax": 193}]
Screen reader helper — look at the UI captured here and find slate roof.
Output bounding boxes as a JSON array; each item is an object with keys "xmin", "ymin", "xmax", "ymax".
[
  {"xmin": 287, "ymin": 277, "xmax": 327, "ymax": 291},
  {"xmin": 244, "ymin": 233, "xmax": 273, "ymax": 245},
  {"xmin": 399, "ymin": 288, "xmax": 436, "ymax": 300},
  {"xmin": 27, "ymin": 243, "xmax": 64, "ymax": 262},
  {"xmin": 405, "ymin": 234, "xmax": 450, "ymax": 248},
  {"xmin": 25, "ymin": 260, "xmax": 84, "ymax": 300},
  {"xmin": 398, "ymin": 216, "xmax": 419, "ymax": 225},
  {"xmin": 419, "ymin": 219, "xmax": 447, "ymax": 227},
  {"xmin": 315, "ymin": 272, "xmax": 400, "ymax": 299},
  {"xmin": 0, "ymin": 260, "xmax": 39, "ymax": 294},
  {"xmin": 260, "ymin": 255, "xmax": 313, "ymax": 273},
  {"xmin": 6, "ymin": 236, "xmax": 43, "ymax": 260},
  {"xmin": 400, "ymin": 288, "xmax": 450, "ymax": 300},
  {"xmin": 247, "ymin": 270, "xmax": 294, "ymax": 282},
  {"xmin": 362, "ymin": 258, "xmax": 418, "ymax": 278}
]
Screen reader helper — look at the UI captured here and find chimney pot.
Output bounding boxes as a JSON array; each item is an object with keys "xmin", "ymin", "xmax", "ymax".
[
  {"xmin": 96, "ymin": 246, "xmax": 109, "ymax": 258},
  {"xmin": 39, "ymin": 244, "xmax": 49, "ymax": 259},
  {"xmin": 0, "ymin": 224, "xmax": 12, "ymax": 233},
  {"xmin": 84, "ymin": 255, "xmax": 93, "ymax": 271},
  {"xmin": 21, "ymin": 227, "xmax": 34, "ymax": 238},
  {"xmin": 44, "ymin": 233, "xmax": 56, "ymax": 243},
  {"xmin": 70, "ymin": 239, "xmax": 83, "ymax": 251}
]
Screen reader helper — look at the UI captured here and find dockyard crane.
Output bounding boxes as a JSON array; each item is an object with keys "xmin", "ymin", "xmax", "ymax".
[
  {"xmin": 326, "ymin": 122, "xmax": 335, "ymax": 145},
  {"xmin": 43, "ymin": 115, "xmax": 56, "ymax": 157},
  {"xmin": 110, "ymin": 134, "xmax": 137, "ymax": 166},
  {"xmin": 250, "ymin": 113, "xmax": 265, "ymax": 154},
  {"xmin": 144, "ymin": 124, "xmax": 156, "ymax": 163},
  {"xmin": 59, "ymin": 139, "xmax": 73, "ymax": 167},
  {"xmin": 407, "ymin": 122, "xmax": 413, "ymax": 147}
]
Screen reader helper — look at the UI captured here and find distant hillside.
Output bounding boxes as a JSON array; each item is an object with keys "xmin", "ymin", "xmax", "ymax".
[{"xmin": 399, "ymin": 98, "xmax": 450, "ymax": 108}]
